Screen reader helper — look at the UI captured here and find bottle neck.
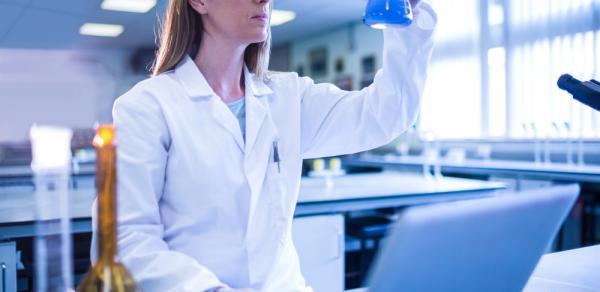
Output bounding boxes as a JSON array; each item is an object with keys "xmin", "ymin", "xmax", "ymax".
[{"xmin": 96, "ymin": 145, "xmax": 117, "ymax": 264}]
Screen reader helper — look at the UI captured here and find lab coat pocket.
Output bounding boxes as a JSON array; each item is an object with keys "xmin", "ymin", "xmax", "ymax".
[{"xmin": 266, "ymin": 158, "xmax": 288, "ymax": 244}]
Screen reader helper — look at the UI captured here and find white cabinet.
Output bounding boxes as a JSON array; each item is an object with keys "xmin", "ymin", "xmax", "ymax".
[
  {"xmin": 0, "ymin": 241, "xmax": 16, "ymax": 292},
  {"xmin": 292, "ymin": 215, "xmax": 344, "ymax": 292}
]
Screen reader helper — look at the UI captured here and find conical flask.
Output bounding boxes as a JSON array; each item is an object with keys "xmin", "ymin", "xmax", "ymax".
[
  {"xmin": 363, "ymin": 0, "xmax": 413, "ymax": 29},
  {"xmin": 77, "ymin": 125, "xmax": 138, "ymax": 292}
]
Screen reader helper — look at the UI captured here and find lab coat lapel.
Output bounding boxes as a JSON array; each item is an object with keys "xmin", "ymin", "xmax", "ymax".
[
  {"xmin": 173, "ymin": 55, "xmax": 245, "ymax": 152},
  {"xmin": 244, "ymin": 95, "xmax": 267, "ymax": 155},
  {"xmin": 243, "ymin": 66, "xmax": 273, "ymax": 156},
  {"xmin": 243, "ymin": 67, "xmax": 275, "ymax": 234}
]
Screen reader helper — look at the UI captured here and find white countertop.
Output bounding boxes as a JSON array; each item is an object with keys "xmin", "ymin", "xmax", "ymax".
[
  {"xmin": 347, "ymin": 154, "xmax": 600, "ymax": 182},
  {"xmin": 0, "ymin": 172, "xmax": 504, "ymax": 225},
  {"xmin": 0, "ymin": 163, "xmax": 95, "ymax": 178},
  {"xmin": 524, "ymin": 244, "xmax": 600, "ymax": 291},
  {"xmin": 299, "ymin": 172, "xmax": 504, "ymax": 203}
]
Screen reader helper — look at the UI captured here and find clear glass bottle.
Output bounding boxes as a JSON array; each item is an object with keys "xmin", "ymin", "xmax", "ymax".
[
  {"xmin": 30, "ymin": 125, "xmax": 74, "ymax": 292},
  {"xmin": 77, "ymin": 125, "xmax": 138, "ymax": 292}
]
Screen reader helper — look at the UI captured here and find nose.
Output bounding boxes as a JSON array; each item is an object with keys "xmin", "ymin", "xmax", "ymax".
[{"xmin": 256, "ymin": 0, "xmax": 269, "ymax": 5}]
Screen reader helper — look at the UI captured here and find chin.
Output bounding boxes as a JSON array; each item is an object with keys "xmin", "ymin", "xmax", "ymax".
[{"xmin": 247, "ymin": 32, "xmax": 268, "ymax": 44}]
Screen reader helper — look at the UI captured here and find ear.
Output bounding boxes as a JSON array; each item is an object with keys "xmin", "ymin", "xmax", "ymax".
[{"xmin": 188, "ymin": 0, "xmax": 208, "ymax": 14}]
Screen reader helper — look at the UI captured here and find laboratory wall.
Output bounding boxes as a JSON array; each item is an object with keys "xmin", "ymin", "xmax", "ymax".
[
  {"xmin": 0, "ymin": 22, "xmax": 384, "ymax": 144},
  {"xmin": 289, "ymin": 21, "xmax": 383, "ymax": 90},
  {"xmin": 0, "ymin": 49, "xmax": 146, "ymax": 143}
]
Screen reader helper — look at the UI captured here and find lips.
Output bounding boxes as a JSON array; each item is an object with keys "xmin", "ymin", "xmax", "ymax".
[{"xmin": 251, "ymin": 12, "xmax": 268, "ymax": 21}]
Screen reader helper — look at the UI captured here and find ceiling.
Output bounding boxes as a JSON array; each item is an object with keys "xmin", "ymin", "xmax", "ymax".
[{"xmin": 0, "ymin": 0, "xmax": 367, "ymax": 50}]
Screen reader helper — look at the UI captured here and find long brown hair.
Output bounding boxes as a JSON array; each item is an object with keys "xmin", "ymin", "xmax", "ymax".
[{"xmin": 152, "ymin": 0, "xmax": 271, "ymax": 79}]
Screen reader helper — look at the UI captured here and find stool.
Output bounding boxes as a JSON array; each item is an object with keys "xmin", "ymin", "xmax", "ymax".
[{"xmin": 346, "ymin": 215, "xmax": 392, "ymax": 285}]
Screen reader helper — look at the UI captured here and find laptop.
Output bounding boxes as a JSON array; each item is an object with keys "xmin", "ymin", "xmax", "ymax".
[{"xmin": 364, "ymin": 184, "xmax": 579, "ymax": 292}]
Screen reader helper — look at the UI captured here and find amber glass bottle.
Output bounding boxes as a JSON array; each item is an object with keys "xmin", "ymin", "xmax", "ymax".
[{"xmin": 77, "ymin": 125, "xmax": 138, "ymax": 292}]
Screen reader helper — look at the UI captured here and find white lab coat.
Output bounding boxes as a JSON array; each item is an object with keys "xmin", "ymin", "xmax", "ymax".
[{"xmin": 91, "ymin": 3, "xmax": 436, "ymax": 291}]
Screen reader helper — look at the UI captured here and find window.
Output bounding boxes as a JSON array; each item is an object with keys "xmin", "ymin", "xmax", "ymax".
[
  {"xmin": 419, "ymin": 0, "xmax": 600, "ymax": 139},
  {"xmin": 419, "ymin": 0, "xmax": 482, "ymax": 139},
  {"xmin": 506, "ymin": 0, "xmax": 600, "ymax": 138}
]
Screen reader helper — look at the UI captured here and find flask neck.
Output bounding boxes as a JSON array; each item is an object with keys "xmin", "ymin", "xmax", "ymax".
[{"xmin": 96, "ymin": 145, "xmax": 117, "ymax": 264}]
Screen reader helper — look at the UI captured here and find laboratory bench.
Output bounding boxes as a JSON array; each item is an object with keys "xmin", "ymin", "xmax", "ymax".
[
  {"xmin": 345, "ymin": 153, "xmax": 600, "ymax": 183},
  {"xmin": 0, "ymin": 172, "xmax": 504, "ymax": 238},
  {"xmin": 0, "ymin": 163, "xmax": 95, "ymax": 189},
  {"xmin": 0, "ymin": 172, "xmax": 504, "ymax": 291},
  {"xmin": 344, "ymin": 153, "xmax": 600, "ymax": 248}
]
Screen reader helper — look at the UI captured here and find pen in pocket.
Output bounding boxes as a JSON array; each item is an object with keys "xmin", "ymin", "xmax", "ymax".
[{"xmin": 273, "ymin": 141, "xmax": 281, "ymax": 173}]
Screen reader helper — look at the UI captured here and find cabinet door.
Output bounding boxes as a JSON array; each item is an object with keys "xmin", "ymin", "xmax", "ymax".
[
  {"xmin": 292, "ymin": 215, "xmax": 344, "ymax": 292},
  {"xmin": 0, "ymin": 241, "xmax": 16, "ymax": 292}
]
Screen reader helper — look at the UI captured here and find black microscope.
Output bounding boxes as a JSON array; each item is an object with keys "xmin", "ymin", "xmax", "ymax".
[{"xmin": 558, "ymin": 74, "xmax": 600, "ymax": 112}]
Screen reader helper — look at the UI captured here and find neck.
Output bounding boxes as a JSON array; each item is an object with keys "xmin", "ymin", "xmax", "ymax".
[
  {"xmin": 97, "ymin": 145, "xmax": 117, "ymax": 264},
  {"xmin": 194, "ymin": 32, "xmax": 246, "ymax": 103}
]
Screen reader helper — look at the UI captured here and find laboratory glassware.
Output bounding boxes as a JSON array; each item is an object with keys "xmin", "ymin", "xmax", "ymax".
[
  {"xmin": 364, "ymin": 0, "xmax": 413, "ymax": 29},
  {"xmin": 30, "ymin": 125, "xmax": 74, "ymax": 291},
  {"xmin": 77, "ymin": 125, "xmax": 138, "ymax": 292}
]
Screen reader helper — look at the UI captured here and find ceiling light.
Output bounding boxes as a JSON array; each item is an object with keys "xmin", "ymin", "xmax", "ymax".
[
  {"xmin": 101, "ymin": 0, "xmax": 157, "ymax": 13},
  {"xmin": 271, "ymin": 10, "xmax": 296, "ymax": 26},
  {"xmin": 80, "ymin": 23, "xmax": 124, "ymax": 37}
]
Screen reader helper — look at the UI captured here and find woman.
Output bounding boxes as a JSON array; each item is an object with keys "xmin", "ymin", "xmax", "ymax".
[{"xmin": 91, "ymin": 0, "xmax": 436, "ymax": 291}]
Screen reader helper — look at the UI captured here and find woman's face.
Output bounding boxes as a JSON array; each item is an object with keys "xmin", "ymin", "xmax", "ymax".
[{"xmin": 190, "ymin": 0, "xmax": 271, "ymax": 45}]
